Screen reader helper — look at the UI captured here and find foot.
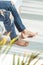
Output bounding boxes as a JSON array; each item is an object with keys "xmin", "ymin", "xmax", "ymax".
[
  {"xmin": 15, "ymin": 38, "xmax": 29, "ymax": 46},
  {"xmin": 21, "ymin": 29, "xmax": 37, "ymax": 39}
]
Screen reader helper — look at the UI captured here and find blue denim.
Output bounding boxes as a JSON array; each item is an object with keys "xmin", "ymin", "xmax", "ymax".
[
  {"xmin": 0, "ymin": 10, "xmax": 17, "ymax": 39},
  {"xmin": 0, "ymin": 1, "xmax": 25, "ymax": 39}
]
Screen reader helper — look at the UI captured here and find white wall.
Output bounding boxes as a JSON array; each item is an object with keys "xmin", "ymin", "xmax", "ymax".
[{"xmin": 14, "ymin": 0, "xmax": 22, "ymax": 12}]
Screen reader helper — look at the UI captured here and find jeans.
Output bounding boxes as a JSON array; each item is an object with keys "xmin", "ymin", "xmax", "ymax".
[
  {"xmin": 0, "ymin": 10, "xmax": 17, "ymax": 39},
  {"xmin": 0, "ymin": 1, "xmax": 25, "ymax": 39}
]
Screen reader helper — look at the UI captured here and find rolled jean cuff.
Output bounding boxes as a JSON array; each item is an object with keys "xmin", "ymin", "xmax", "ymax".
[
  {"xmin": 10, "ymin": 33, "xmax": 17, "ymax": 40},
  {"xmin": 19, "ymin": 25, "xmax": 26, "ymax": 32}
]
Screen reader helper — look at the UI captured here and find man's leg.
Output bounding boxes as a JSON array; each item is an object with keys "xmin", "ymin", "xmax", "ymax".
[
  {"xmin": 10, "ymin": 2, "xmax": 26, "ymax": 32},
  {"xmin": 2, "ymin": 10, "xmax": 17, "ymax": 39},
  {"xmin": 10, "ymin": 2, "xmax": 37, "ymax": 38},
  {"xmin": 3, "ymin": 10, "xmax": 28, "ymax": 46}
]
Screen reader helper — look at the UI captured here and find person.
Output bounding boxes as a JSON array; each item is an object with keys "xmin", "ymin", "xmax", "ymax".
[{"xmin": 0, "ymin": 1, "xmax": 37, "ymax": 46}]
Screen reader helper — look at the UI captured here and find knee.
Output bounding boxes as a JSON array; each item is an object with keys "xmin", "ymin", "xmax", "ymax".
[
  {"xmin": 3, "ymin": 10, "xmax": 14, "ymax": 24},
  {"xmin": 0, "ymin": 9, "xmax": 14, "ymax": 24}
]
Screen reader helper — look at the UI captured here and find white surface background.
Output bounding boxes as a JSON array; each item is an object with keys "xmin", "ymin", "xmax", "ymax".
[{"xmin": 0, "ymin": 0, "xmax": 43, "ymax": 65}]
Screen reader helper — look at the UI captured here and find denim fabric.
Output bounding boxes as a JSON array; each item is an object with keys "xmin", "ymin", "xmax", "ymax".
[
  {"xmin": 0, "ymin": 1, "xmax": 25, "ymax": 39},
  {"xmin": 0, "ymin": 10, "xmax": 17, "ymax": 39}
]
